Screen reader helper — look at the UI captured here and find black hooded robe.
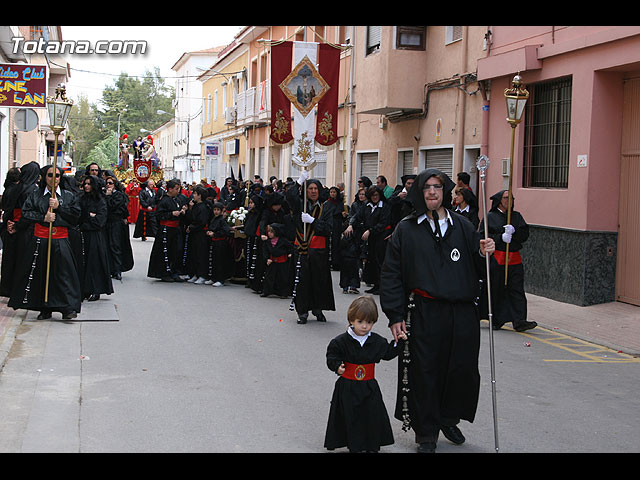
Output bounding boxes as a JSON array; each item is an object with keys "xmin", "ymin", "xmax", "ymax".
[
  {"xmin": 0, "ymin": 162, "xmax": 40, "ymax": 297},
  {"xmin": 8, "ymin": 179, "xmax": 82, "ymax": 315},
  {"xmin": 380, "ymin": 168, "xmax": 485, "ymax": 441},
  {"xmin": 147, "ymin": 194, "xmax": 185, "ymax": 280},
  {"xmin": 285, "ymin": 180, "xmax": 336, "ymax": 317},
  {"xmin": 79, "ymin": 179, "xmax": 114, "ymax": 298},
  {"xmin": 478, "ymin": 190, "xmax": 529, "ymax": 329},
  {"xmin": 185, "ymin": 200, "xmax": 212, "ymax": 280},
  {"xmin": 244, "ymin": 195, "xmax": 267, "ymax": 293},
  {"xmin": 105, "ymin": 188, "xmax": 134, "ymax": 277}
]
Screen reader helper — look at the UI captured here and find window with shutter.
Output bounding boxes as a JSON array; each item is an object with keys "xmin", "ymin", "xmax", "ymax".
[{"xmin": 366, "ymin": 26, "xmax": 381, "ymax": 55}]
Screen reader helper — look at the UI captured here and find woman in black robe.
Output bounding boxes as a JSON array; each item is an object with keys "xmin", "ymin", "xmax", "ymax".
[
  {"xmin": 8, "ymin": 165, "xmax": 82, "ymax": 319},
  {"xmin": 206, "ymin": 202, "xmax": 233, "ymax": 286},
  {"xmin": 104, "ymin": 174, "xmax": 134, "ymax": 280},
  {"xmin": 79, "ymin": 175, "xmax": 114, "ymax": 301},
  {"xmin": 184, "ymin": 186, "xmax": 212, "ymax": 283},
  {"xmin": 1, "ymin": 162, "xmax": 40, "ymax": 297}
]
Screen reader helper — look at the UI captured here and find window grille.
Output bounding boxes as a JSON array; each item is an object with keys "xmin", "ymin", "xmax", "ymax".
[{"xmin": 522, "ymin": 77, "xmax": 572, "ymax": 188}]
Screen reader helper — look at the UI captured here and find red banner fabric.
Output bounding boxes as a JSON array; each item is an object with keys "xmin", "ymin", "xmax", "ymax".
[
  {"xmin": 315, "ymin": 43, "xmax": 340, "ymax": 146},
  {"xmin": 133, "ymin": 160, "xmax": 152, "ymax": 183},
  {"xmin": 270, "ymin": 41, "xmax": 294, "ymax": 144}
]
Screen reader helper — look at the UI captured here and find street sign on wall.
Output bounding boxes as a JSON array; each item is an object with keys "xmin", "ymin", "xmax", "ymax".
[{"xmin": 0, "ymin": 63, "xmax": 48, "ymax": 108}]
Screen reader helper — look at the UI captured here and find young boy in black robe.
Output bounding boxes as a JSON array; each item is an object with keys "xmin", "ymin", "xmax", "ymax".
[
  {"xmin": 324, "ymin": 295, "xmax": 406, "ymax": 453},
  {"xmin": 261, "ymin": 223, "xmax": 293, "ymax": 298},
  {"xmin": 147, "ymin": 180, "xmax": 187, "ymax": 282},
  {"xmin": 206, "ymin": 202, "xmax": 233, "ymax": 287}
]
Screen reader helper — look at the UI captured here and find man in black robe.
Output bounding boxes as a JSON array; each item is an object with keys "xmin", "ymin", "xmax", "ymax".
[
  {"xmin": 380, "ymin": 168, "xmax": 495, "ymax": 453},
  {"xmin": 286, "ymin": 171, "xmax": 335, "ymax": 324},
  {"xmin": 8, "ymin": 165, "xmax": 82, "ymax": 319},
  {"xmin": 147, "ymin": 180, "xmax": 187, "ymax": 282},
  {"xmin": 479, "ymin": 190, "xmax": 536, "ymax": 332}
]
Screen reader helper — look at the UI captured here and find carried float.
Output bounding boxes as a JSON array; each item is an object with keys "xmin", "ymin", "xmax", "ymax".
[{"xmin": 114, "ymin": 134, "xmax": 163, "ymax": 184}]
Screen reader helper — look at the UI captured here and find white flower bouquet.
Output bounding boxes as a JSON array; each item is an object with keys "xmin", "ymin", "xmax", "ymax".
[{"xmin": 227, "ymin": 206, "xmax": 248, "ymax": 226}]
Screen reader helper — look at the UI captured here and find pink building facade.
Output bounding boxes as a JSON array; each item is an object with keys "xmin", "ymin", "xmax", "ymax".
[{"xmin": 477, "ymin": 26, "xmax": 640, "ymax": 306}]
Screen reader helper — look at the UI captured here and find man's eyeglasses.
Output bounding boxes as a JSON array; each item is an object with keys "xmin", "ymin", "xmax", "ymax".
[
  {"xmin": 423, "ymin": 184, "xmax": 444, "ymax": 191},
  {"xmin": 47, "ymin": 173, "xmax": 61, "ymax": 178}
]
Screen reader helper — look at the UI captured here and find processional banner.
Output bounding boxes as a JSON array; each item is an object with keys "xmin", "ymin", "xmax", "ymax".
[{"xmin": 269, "ymin": 41, "xmax": 340, "ymax": 169}]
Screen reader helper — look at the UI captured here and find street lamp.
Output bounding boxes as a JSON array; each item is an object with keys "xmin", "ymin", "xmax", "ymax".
[
  {"xmin": 503, "ymin": 74, "xmax": 529, "ymax": 285},
  {"xmin": 45, "ymin": 84, "xmax": 73, "ymax": 303}
]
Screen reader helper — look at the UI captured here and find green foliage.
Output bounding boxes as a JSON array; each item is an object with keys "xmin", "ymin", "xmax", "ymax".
[
  {"xmin": 84, "ymin": 131, "xmax": 118, "ymax": 169},
  {"xmin": 69, "ymin": 67, "xmax": 175, "ymax": 170}
]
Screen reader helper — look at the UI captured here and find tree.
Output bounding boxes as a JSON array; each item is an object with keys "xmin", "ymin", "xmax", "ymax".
[{"xmin": 68, "ymin": 67, "xmax": 174, "ymax": 170}]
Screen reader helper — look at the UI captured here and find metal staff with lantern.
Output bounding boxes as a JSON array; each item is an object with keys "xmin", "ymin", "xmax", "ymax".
[
  {"xmin": 477, "ymin": 154, "xmax": 500, "ymax": 453},
  {"xmin": 44, "ymin": 85, "xmax": 73, "ymax": 303},
  {"xmin": 503, "ymin": 75, "xmax": 529, "ymax": 286}
]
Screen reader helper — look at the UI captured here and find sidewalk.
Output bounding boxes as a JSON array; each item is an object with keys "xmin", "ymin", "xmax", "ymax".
[
  {"xmin": 527, "ymin": 293, "xmax": 640, "ymax": 356},
  {"xmin": 1, "ymin": 292, "xmax": 639, "ymax": 372}
]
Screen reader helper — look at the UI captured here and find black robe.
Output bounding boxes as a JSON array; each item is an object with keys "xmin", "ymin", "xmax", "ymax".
[
  {"xmin": 0, "ymin": 177, "xmax": 39, "ymax": 297},
  {"xmin": 262, "ymin": 236, "xmax": 293, "ymax": 297},
  {"xmin": 147, "ymin": 194, "xmax": 184, "ymax": 279},
  {"xmin": 105, "ymin": 189, "xmax": 134, "ymax": 276},
  {"xmin": 244, "ymin": 206, "xmax": 266, "ymax": 292},
  {"xmin": 380, "ymin": 167, "xmax": 486, "ymax": 439},
  {"xmin": 133, "ymin": 187, "xmax": 157, "ymax": 239},
  {"xmin": 478, "ymin": 191, "xmax": 529, "ymax": 328},
  {"xmin": 184, "ymin": 201, "xmax": 212, "ymax": 279},
  {"xmin": 206, "ymin": 214, "xmax": 233, "ymax": 283},
  {"xmin": 323, "ymin": 197, "xmax": 348, "ymax": 270},
  {"xmin": 324, "ymin": 329, "xmax": 399, "ymax": 452},
  {"xmin": 8, "ymin": 187, "xmax": 82, "ymax": 314},
  {"xmin": 285, "ymin": 182, "xmax": 335, "ymax": 315},
  {"xmin": 79, "ymin": 190, "xmax": 114, "ymax": 297},
  {"xmin": 351, "ymin": 198, "xmax": 391, "ymax": 288}
]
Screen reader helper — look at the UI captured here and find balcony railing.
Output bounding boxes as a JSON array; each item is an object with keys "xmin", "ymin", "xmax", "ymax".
[{"xmin": 236, "ymin": 80, "xmax": 270, "ymax": 125}]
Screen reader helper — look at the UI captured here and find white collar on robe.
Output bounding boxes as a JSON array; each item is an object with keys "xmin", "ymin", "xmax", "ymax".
[
  {"xmin": 366, "ymin": 200, "xmax": 383, "ymax": 211},
  {"xmin": 347, "ymin": 326, "xmax": 371, "ymax": 347},
  {"xmin": 44, "ymin": 186, "xmax": 62, "ymax": 197},
  {"xmin": 417, "ymin": 209, "xmax": 452, "ymax": 237}
]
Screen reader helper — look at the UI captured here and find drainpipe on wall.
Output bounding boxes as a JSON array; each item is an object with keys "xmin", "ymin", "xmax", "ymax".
[
  {"xmin": 346, "ymin": 27, "xmax": 356, "ymax": 202},
  {"xmin": 454, "ymin": 26, "xmax": 469, "ymax": 176}
]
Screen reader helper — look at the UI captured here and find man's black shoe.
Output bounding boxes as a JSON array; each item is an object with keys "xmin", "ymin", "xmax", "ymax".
[
  {"xmin": 88, "ymin": 294, "xmax": 100, "ymax": 301},
  {"xmin": 297, "ymin": 314, "xmax": 308, "ymax": 324},
  {"xmin": 492, "ymin": 322, "xmax": 504, "ymax": 330},
  {"xmin": 37, "ymin": 311, "xmax": 52, "ymax": 320},
  {"xmin": 160, "ymin": 276, "xmax": 174, "ymax": 282},
  {"xmin": 441, "ymin": 425, "xmax": 465, "ymax": 445},
  {"xmin": 514, "ymin": 321, "xmax": 537, "ymax": 332},
  {"xmin": 62, "ymin": 311, "xmax": 77, "ymax": 320},
  {"xmin": 315, "ymin": 312, "xmax": 327, "ymax": 322}
]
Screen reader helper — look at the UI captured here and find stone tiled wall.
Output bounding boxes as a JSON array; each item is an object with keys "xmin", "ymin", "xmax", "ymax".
[{"xmin": 522, "ymin": 225, "xmax": 618, "ymax": 306}]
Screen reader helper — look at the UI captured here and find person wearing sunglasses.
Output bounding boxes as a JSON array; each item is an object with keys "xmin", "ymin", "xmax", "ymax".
[{"xmin": 8, "ymin": 165, "xmax": 82, "ymax": 320}]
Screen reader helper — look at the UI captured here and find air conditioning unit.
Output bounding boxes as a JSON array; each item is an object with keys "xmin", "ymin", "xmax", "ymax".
[{"xmin": 224, "ymin": 107, "xmax": 236, "ymax": 125}]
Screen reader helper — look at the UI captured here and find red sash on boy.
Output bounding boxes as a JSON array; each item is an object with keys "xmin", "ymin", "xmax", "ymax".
[{"xmin": 341, "ymin": 362, "xmax": 375, "ymax": 381}]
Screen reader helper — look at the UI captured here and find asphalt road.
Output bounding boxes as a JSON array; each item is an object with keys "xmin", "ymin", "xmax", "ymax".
[{"xmin": 0, "ymin": 227, "xmax": 639, "ymax": 453}]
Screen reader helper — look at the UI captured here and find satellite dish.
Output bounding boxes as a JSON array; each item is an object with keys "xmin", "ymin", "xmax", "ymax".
[{"xmin": 14, "ymin": 108, "xmax": 39, "ymax": 132}]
